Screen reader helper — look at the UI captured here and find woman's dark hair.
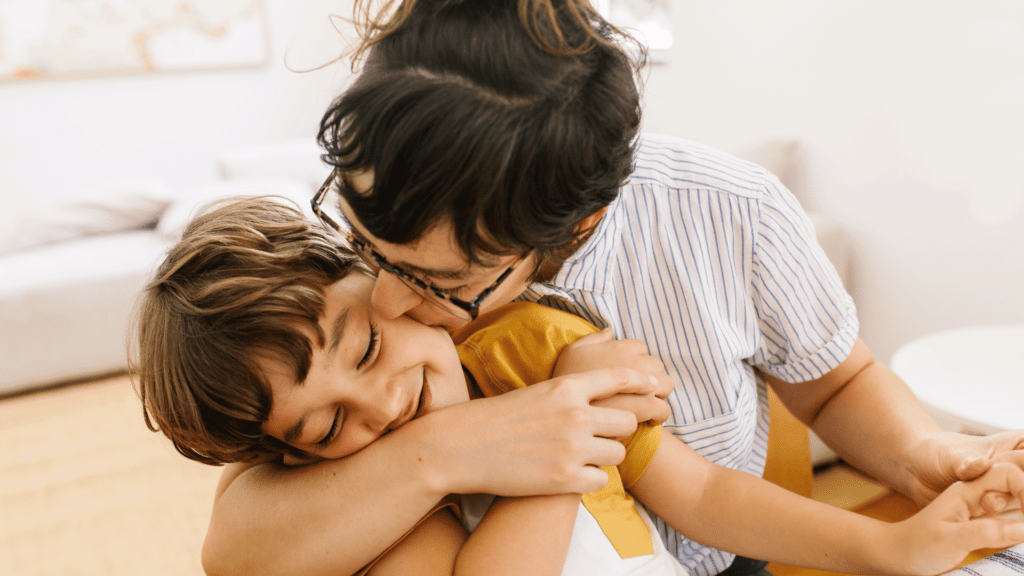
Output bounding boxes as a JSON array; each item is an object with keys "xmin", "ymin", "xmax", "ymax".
[
  {"xmin": 131, "ymin": 197, "xmax": 361, "ymax": 465},
  {"xmin": 319, "ymin": 0, "xmax": 644, "ymax": 270}
]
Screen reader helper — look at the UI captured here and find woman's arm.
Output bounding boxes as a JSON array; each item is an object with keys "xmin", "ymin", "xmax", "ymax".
[
  {"xmin": 202, "ymin": 367, "xmax": 665, "ymax": 576},
  {"xmin": 630, "ymin": 428, "xmax": 1024, "ymax": 576},
  {"xmin": 768, "ymin": 337, "xmax": 1024, "ymax": 505}
]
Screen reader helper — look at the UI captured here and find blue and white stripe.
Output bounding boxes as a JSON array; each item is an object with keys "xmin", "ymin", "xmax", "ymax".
[
  {"xmin": 520, "ymin": 133, "xmax": 858, "ymax": 576},
  {"xmin": 944, "ymin": 544, "xmax": 1024, "ymax": 576}
]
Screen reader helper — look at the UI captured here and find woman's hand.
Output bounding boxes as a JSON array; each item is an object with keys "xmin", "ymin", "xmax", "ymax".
[
  {"xmin": 904, "ymin": 430, "xmax": 1024, "ymax": 504},
  {"xmin": 413, "ymin": 366, "xmax": 667, "ymax": 496},
  {"xmin": 884, "ymin": 462, "xmax": 1024, "ymax": 576}
]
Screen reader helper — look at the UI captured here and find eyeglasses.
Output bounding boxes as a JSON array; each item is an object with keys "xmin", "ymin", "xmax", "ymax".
[{"xmin": 311, "ymin": 167, "xmax": 530, "ymax": 321}]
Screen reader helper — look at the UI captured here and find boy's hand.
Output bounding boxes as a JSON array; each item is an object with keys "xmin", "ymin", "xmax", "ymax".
[
  {"xmin": 553, "ymin": 329, "xmax": 673, "ymax": 426},
  {"xmin": 554, "ymin": 328, "xmax": 674, "ymax": 400},
  {"xmin": 885, "ymin": 462, "xmax": 1024, "ymax": 576}
]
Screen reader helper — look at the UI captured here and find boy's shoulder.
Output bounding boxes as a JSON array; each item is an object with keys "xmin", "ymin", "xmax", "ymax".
[
  {"xmin": 451, "ymin": 302, "xmax": 597, "ymax": 347},
  {"xmin": 452, "ymin": 302, "xmax": 599, "ymax": 397}
]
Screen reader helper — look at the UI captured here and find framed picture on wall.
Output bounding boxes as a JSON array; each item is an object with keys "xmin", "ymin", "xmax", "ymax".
[
  {"xmin": 0, "ymin": 0, "xmax": 270, "ymax": 82},
  {"xmin": 594, "ymin": 0, "xmax": 672, "ymax": 63}
]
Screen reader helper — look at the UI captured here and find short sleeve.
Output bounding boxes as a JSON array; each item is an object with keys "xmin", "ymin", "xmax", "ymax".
[
  {"xmin": 749, "ymin": 175, "xmax": 859, "ymax": 383},
  {"xmin": 618, "ymin": 422, "xmax": 662, "ymax": 488},
  {"xmin": 454, "ymin": 302, "xmax": 599, "ymax": 396}
]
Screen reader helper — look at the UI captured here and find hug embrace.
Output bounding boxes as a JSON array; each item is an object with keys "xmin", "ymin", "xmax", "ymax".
[{"xmin": 131, "ymin": 1, "xmax": 1024, "ymax": 575}]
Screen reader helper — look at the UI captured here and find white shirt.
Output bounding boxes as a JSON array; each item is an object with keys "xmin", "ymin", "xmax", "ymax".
[
  {"xmin": 521, "ymin": 133, "xmax": 858, "ymax": 576},
  {"xmin": 461, "ymin": 495, "xmax": 689, "ymax": 576}
]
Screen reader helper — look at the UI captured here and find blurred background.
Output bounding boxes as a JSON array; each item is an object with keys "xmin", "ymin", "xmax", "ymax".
[
  {"xmin": 3, "ymin": 0, "xmax": 1022, "ymax": 366},
  {"xmin": 1, "ymin": 2, "xmax": 1022, "ymax": 574}
]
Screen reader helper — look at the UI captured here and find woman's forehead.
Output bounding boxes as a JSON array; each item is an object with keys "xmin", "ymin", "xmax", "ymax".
[
  {"xmin": 343, "ymin": 167, "xmax": 520, "ymax": 268},
  {"xmin": 342, "ymin": 205, "xmax": 508, "ymax": 280}
]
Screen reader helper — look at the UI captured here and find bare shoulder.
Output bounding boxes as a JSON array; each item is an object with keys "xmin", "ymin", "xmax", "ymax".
[{"xmin": 213, "ymin": 458, "xmax": 274, "ymax": 500}]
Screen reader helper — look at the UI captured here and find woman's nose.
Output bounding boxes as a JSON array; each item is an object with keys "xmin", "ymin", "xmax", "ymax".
[{"xmin": 371, "ymin": 270, "xmax": 424, "ymax": 320}]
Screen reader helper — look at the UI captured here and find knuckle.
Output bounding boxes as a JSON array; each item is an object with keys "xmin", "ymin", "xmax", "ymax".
[
  {"xmin": 548, "ymin": 376, "xmax": 579, "ymax": 397},
  {"xmin": 553, "ymin": 464, "xmax": 577, "ymax": 486},
  {"xmin": 606, "ymin": 366, "xmax": 632, "ymax": 381},
  {"xmin": 566, "ymin": 407, "xmax": 591, "ymax": 427}
]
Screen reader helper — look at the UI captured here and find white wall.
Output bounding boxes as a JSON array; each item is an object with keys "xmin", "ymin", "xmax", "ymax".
[
  {"xmin": 3, "ymin": 1, "xmax": 1022, "ymax": 363},
  {"xmin": 0, "ymin": 0, "xmax": 354, "ymax": 206},
  {"xmin": 643, "ymin": 0, "xmax": 1024, "ymax": 362}
]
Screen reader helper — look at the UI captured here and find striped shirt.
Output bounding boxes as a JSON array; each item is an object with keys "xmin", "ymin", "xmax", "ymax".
[{"xmin": 519, "ymin": 133, "xmax": 859, "ymax": 576}]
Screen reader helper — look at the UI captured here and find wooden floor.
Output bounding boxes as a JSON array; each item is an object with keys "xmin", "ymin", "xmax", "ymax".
[
  {"xmin": 0, "ymin": 375, "xmax": 1002, "ymax": 576},
  {"xmin": 0, "ymin": 375, "xmax": 222, "ymax": 576}
]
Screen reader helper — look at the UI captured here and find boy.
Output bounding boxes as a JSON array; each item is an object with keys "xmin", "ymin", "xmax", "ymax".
[
  {"xmin": 135, "ymin": 196, "xmax": 1024, "ymax": 576},
  {"xmin": 135, "ymin": 195, "xmax": 683, "ymax": 575}
]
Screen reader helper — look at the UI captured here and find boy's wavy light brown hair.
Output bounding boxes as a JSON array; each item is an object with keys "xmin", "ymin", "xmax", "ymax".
[{"xmin": 130, "ymin": 196, "xmax": 361, "ymax": 465}]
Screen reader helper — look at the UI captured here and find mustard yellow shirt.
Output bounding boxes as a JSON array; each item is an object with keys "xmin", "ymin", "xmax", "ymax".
[{"xmin": 451, "ymin": 302, "xmax": 662, "ymax": 559}]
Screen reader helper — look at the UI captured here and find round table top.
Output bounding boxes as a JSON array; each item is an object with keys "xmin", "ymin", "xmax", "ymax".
[{"xmin": 890, "ymin": 325, "xmax": 1024, "ymax": 433}]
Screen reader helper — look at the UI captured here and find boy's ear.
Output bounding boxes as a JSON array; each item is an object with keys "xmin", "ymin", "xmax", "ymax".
[{"xmin": 575, "ymin": 207, "xmax": 609, "ymax": 235}]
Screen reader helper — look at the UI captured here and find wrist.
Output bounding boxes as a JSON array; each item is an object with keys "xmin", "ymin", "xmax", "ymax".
[
  {"xmin": 393, "ymin": 406, "xmax": 485, "ymax": 496},
  {"xmin": 381, "ymin": 412, "xmax": 465, "ymax": 497},
  {"xmin": 867, "ymin": 522, "xmax": 911, "ymax": 576}
]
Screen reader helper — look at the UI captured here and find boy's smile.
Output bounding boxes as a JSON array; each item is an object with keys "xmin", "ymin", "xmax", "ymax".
[{"xmin": 261, "ymin": 272, "xmax": 469, "ymax": 461}]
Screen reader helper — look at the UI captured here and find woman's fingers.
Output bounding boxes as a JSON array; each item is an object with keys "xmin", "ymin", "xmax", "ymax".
[
  {"xmin": 573, "ymin": 466, "xmax": 613, "ymax": 494},
  {"xmin": 548, "ymin": 367, "xmax": 661, "ymax": 401},
  {"xmin": 591, "ymin": 391, "xmax": 672, "ymax": 427},
  {"xmin": 553, "ymin": 367, "xmax": 670, "ymax": 429}
]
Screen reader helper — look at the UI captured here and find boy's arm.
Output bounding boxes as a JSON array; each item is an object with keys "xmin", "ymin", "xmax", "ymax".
[
  {"xmin": 361, "ymin": 494, "xmax": 580, "ymax": 576},
  {"xmin": 366, "ymin": 507, "xmax": 468, "ymax": 576},
  {"xmin": 454, "ymin": 494, "xmax": 581, "ymax": 576},
  {"xmin": 202, "ymin": 368, "xmax": 661, "ymax": 576},
  {"xmin": 629, "ymin": 428, "xmax": 1024, "ymax": 576}
]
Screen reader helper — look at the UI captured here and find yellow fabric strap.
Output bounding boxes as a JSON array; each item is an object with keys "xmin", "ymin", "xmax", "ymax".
[
  {"xmin": 580, "ymin": 466, "xmax": 655, "ymax": 558},
  {"xmin": 619, "ymin": 423, "xmax": 661, "ymax": 489}
]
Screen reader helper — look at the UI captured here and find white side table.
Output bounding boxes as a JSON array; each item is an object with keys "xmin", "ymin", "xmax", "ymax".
[{"xmin": 890, "ymin": 325, "xmax": 1024, "ymax": 436}]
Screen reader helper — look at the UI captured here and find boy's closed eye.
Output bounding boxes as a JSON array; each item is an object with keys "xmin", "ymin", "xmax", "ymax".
[
  {"xmin": 358, "ymin": 321, "xmax": 381, "ymax": 369},
  {"xmin": 313, "ymin": 318, "xmax": 381, "ymax": 452}
]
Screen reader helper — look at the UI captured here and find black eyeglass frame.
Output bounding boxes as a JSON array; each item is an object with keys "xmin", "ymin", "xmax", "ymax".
[{"xmin": 311, "ymin": 168, "xmax": 529, "ymax": 321}]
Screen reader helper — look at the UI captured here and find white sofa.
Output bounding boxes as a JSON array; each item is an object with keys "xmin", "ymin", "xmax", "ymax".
[{"xmin": 0, "ymin": 159, "xmax": 326, "ymax": 397}]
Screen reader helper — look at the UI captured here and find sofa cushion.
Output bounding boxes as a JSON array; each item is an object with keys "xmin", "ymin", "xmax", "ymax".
[
  {"xmin": 156, "ymin": 178, "xmax": 315, "ymax": 240},
  {"xmin": 0, "ymin": 230, "xmax": 172, "ymax": 395},
  {"xmin": 0, "ymin": 178, "xmax": 173, "ymax": 257}
]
